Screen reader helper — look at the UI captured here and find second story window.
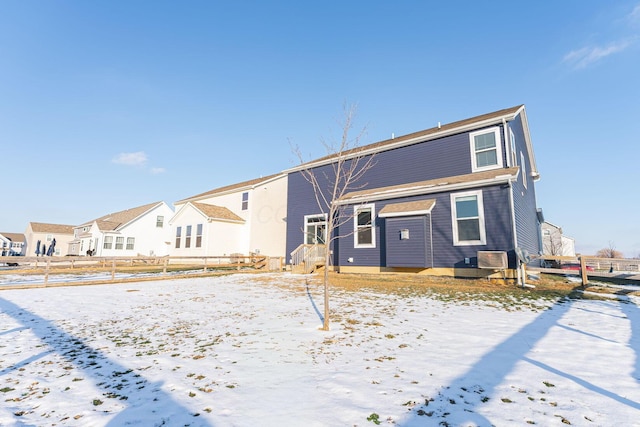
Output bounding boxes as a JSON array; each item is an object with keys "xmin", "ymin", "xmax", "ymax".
[
  {"xmin": 156, "ymin": 216, "xmax": 164, "ymax": 228},
  {"xmin": 242, "ymin": 192, "xmax": 249, "ymax": 210},
  {"xmin": 470, "ymin": 127, "xmax": 503, "ymax": 172}
]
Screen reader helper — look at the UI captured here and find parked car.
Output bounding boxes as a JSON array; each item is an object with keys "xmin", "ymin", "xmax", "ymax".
[{"xmin": 561, "ymin": 263, "xmax": 594, "ymax": 271}]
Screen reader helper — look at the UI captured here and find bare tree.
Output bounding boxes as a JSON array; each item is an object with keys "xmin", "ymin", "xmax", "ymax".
[
  {"xmin": 596, "ymin": 241, "xmax": 624, "ymax": 259},
  {"xmin": 293, "ymin": 103, "xmax": 376, "ymax": 331}
]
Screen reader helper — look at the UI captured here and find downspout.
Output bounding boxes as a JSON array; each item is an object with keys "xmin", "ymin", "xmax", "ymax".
[{"xmin": 508, "ymin": 179, "xmax": 519, "ymax": 283}]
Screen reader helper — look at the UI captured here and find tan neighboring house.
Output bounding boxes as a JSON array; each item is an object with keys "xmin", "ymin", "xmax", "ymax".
[
  {"xmin": 0, "ymin": 232, "xmax": 25, "ymax": 256},
  {"xmin": 69, "ymin": 201, "xmax": 175, "ymax": 257},
  {"xmin": 170, "ymin": 173, "xmax": 287, "ymax": 257},
  {"xmin": 541, "ymin": 221, "xmax": 575, "ymax": 257},
  {"xmin": 25, "ymin": 222, "xmax": 75, "ymax": 257}
]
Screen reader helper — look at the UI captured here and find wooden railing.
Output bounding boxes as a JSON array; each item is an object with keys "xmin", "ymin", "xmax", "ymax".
[{"xmin": 290, "ymin": 244, "xmax": 326, "ymax": 273}]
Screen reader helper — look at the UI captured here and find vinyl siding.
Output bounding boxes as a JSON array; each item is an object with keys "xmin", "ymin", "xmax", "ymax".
[
  {"xmin": 509, "ymin": 116, "xmax": 541, "ymax": 257},
  {"xmin": 385, "ymin": 216, "xmax": 432, "ymax": 268}
]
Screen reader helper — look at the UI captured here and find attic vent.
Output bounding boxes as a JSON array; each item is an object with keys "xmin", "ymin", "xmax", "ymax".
[{"xmin": 477, "ymin": 251, "xmax": 508, "ymax": 269}]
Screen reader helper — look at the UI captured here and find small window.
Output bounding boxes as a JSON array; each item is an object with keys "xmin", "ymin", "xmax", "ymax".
[
  {"xmin": 242, "ymin": 192, "xmax": 249, "ymax": 210},
  {"xmin": 126, "ymin": 237, "xmax": 135, "ymax": 250},
  {"xmin": 521, "ymin": 152, "xmax": 527, "ymax": 189},
  {"xmin": 400, "ymin": 229, "xmax": 410, "ymax": 240},
  {"xmin": 175, "ymin": 226, "xmax": 182, "ymax": 248},
  {"xmin": 46, "ymin": 234, "xmax": 53, "ymax": 242},
  {"xmin": 451, "ymin": 190, "xmax": 486, "ymax": 246},
  {"xmin": 156, "ymin": 215, "xmax": 164, "ymax": 228},
  {"xmin": 115, "ymin": 237, "xmax": 124, "ymax": 250},
  {"xmin": 104, "ymin": 236, "xmax": 113, "ymax": 249},
  {"xmin": 196, "ymin": 224, "xmax": 203, "ymax": 248},
  {"xmin": 470, "ymin": 127, "xmax": 503, "ymax": 172},
  {"xmin": 354, "ymin": 204, "xmax": 376, "ymax": 248},
  {"xmin": 185, "ymin": 225, "xmax": 192, "ymax": 248}
]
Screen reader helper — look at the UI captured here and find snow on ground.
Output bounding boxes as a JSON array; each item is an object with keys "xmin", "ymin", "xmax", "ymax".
[{"xmin": 0, "ymin": 273, "xmax": 639, "ymax": 427}]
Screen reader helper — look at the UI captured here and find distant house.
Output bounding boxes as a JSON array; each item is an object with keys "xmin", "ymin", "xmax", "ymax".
[
  {"xmin": 24, "ymin": 222, "xmax": 75, "ymax": 257},
  {"xmin": 171, "ymin": 174, "xmax": 287, "ymax": 257},
  {"xmin": 541, "ymin": 221, "xmax": 575, "ymax": 257},
  {"xmin": 0, "ymin": 232, "xmax": 25, "ymax": 256},
  {"xmin": 69, "ymin": 201, "xmax": 175, "ymax": 257},
  {"xmin": 285, "ymin": 105, "xmax": 542, "ymax": 278}
]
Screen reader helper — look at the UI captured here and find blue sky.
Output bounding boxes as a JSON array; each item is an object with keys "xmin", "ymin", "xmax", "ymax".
[{"xmin": 1, "ymin": 1, "xmax": 639, "ymax": 257}]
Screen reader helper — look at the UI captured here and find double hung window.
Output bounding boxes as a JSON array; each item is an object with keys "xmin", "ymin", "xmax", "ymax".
[
  {"xmin": 451, "ymin": 191, "xmax": 486, "ymax": 245},
  {"xmin": 470, "ymin": 127, "xmax": 503, "ymax": 172},
  {"xmin": 354, "ymin": 204, "xmax": 375, "ymax": 248}
]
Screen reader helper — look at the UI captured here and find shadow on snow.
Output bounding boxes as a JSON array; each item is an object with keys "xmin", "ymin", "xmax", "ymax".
[
  {"xmin": 398, "ymin": 288, "xmax": 640, "ymax": 426},
  {"xmin": 0, "ymin": 297, "xmax": 214, "ymax": 427}
]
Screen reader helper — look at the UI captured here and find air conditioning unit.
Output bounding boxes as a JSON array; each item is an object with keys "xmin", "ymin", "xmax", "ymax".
[{"xmin": 477, "ymin": 251, "xmax": 508, "ymax": 269}]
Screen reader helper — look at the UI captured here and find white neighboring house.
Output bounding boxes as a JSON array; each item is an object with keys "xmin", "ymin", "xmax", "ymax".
[
  {"xmin": 0, "ymin": 232, "xmax": 25, "ymax": 256},
  {"xmin": 170, "ymin": 173, "xmax": 288, "ymax": 257},
  {"xmin": 25, "ymin": 222, "xmax": 75, "ymax": 257},
  {"xmin": 69, "ymin": 201, "xmax": 175, "ymax": 257},
  {"xmin": 541, "ymin": 221, "xmax": 576, "ymax": 257}
]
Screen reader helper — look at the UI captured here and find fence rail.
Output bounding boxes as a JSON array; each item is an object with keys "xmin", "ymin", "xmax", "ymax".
[
  {"xmin": 0, "ymin": 255, "xmax": 284, "ymax": 288},
  {"xmin": 530, "ymin": 255, "xmax": 640, "ymax": 285}
]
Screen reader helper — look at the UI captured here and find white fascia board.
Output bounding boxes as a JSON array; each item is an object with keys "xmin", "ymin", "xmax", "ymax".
[
  {"xmin": 517, "ymin": 107, "xmax": 539, "ymax": 179},
  {"xmin": 379, "ymin": 208, "xmax": 436, "ymax": 218},
  {"xmin": 285, "ymin": 112, "xmax": 521, "ymax": 173},
  {"xmin": 335, "ymin": 174, "xmax": 518, "ymax": 206},
  {"xmin": 186, "ymin": 174, "xmax": 286, "ymax": 203}
]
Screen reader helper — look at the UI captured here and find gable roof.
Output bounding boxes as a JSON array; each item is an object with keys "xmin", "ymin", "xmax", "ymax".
[
  {"xmin": 0, "ymin": 232, "xmax": 25, "ymax": 242},
  {"xmin": 78, "ymin": 201, "xmax": 165, "ymax": 231},
  {"xmin": 192, "ymin": 203, "xmax": 244, "ymax": 223},
  {"xmin": 176, "ymin": 173, "xmax": 283, "ymax": 204},
  {"xmin": 336, "ymin": 167, "xmax": 520, "ymax": 205},
  {"xmin": 286, "ymin": 105, "xmax": 538, "ymax": 178},
  {"xmin": 29, "ymin": 222, "xmax": 75, "ymax": 235}
]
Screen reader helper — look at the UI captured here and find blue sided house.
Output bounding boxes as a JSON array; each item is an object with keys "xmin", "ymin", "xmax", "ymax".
[{"xmin": 286, "ymin": 105, "xmax": 542, "ymax": 280}]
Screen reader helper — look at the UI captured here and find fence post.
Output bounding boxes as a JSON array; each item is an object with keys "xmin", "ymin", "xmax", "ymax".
[
  {"xmin": 580, "ymin": 256, "xmax": 588, "ymax": 286},
  {"xmin": 44, "ymin": 259, "xmax": 50, "ymax": 285},
  {"xmin": 203, "ymin": 257, "xmax": 208, "ymax": 273},
  {"xmin": 111, "ymin": 260, "xmax": 116, "ymax": 281},
  {"xmin": 163, "ymin": 258, "xmax": 168, "ymax": 275}
]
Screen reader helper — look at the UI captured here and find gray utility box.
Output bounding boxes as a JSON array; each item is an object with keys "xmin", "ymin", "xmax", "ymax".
[{"xmin": 477, "ymin": 251, "xmax": 508, "ymax": 269}]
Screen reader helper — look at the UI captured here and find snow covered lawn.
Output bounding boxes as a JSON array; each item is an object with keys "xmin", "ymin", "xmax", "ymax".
[{"xmin": 0, "ymin": 273, "xmax": 638, "ymax": 426}]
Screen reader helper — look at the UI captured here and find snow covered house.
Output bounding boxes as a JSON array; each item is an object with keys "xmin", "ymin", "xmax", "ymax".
[
  {"xmin": 285, "ymin": 105, "xmax": 542, "ymax": 278},
  {"xmin": 170, "ymin": 174, "xmax": 287, "ymax": 257},
  {"xmin": 24, "ymin": 222, "xmax": 75, "ymax": 257},
  {"xmin": 69, "ymin": 201, "xmax": 174, "ymax": 257}
]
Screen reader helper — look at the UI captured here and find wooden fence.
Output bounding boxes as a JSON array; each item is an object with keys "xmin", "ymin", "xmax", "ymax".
[
  {"xmin": 531, "ymin": 255, "xmax": 640, "ymax": 286},
  {"xmin": 0, "ymin": 255, "xmax": 285, "ymax": 287}
]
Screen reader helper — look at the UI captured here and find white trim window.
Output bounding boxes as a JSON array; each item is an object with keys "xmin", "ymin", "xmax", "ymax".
[
  {"xmin": 241, "ymin": 192, "xmax": 249, "ymax": 211},
  {"xmin": 103, "ymin": 236, "xmax": 113, "ymax": 250},
  {"xmin": 470, "ymin": 127, "xmax": 503, "ymax": 172},
  {"xmin": 354, "ymin": 204, "xmax": 376, "ymax": 248},
  {"xmin": 126, "ymin": 237, "xmax": 135, "ymax": 250},
  {"xmin": 451, "ymin": 190, "xmax": 486, "ymax": 246},
  {"xmin": 115, "ymin": 237, "xmax": 124, "ymax": 250},
  {"xmin": 304, "ymin": 214, "xmax": 327, "ymax": 245},
  {"xmin": 520, "ymin": 152, "xmax": 527, "ymax": 189}
]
